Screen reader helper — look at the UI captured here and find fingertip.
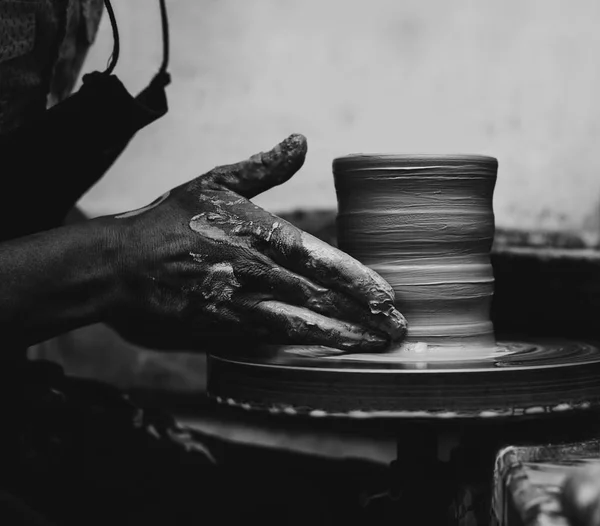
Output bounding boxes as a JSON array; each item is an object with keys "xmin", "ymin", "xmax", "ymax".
[
  {"xmin": 280, "ymin": 133, "xmax": 308, "ymax": 166},
  {"xmin": 258, "ymin": 134, "xmax": 307, "ymax": 180},
  {"xmin": 367, "ymin": 299, "xmax": 407, "ymax": 343},
  {"xmin": 362, "ymin": 331, "xmax": 392, "ymax": 352},
  {"xmin": 334, "ymin": 329, "xmax": 391, "ymax": 354},
  {"xmin": 285, "ymin": 133, "xmax": 307, "ymax": 151},
  {"xmin": 389, "ymin": 309, "xmax": 408, "ymax": 342}
]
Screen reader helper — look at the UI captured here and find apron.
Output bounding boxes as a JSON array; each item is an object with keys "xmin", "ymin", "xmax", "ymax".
[{"xmin": 0, "ymin": 0, "xmax": 171, "ymax": 241}]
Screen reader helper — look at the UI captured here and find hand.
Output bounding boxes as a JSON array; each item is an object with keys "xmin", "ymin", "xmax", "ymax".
[
  {"xmin": 562, "ymin": 464, "xmax": 600, "ymax": 526},
  {"xmin": 106, "ymin": 134, "xmax": 407, "ymax": 353}
]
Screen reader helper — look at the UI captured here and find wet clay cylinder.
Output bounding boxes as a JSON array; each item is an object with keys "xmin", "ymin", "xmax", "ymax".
[
  {"xmin": 208, "ymin": 154, "xmax": 600, "ymax": 418},
  {"xmin": 333, "ymin": 154, "xmax": 498, "ymax": 347}
]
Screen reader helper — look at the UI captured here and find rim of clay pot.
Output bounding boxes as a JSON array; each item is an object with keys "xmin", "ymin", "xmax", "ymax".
[{"xmin": 332, "ymin": 153, "xmax": 498, "ymax": 172}]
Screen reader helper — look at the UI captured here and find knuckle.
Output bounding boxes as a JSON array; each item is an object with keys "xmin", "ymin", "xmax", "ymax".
[
  {"xmin": 250, "ymin": 152, "xmax": 268, "ymax": 169},
  {"xmin": 199, "ymin": 166, "xmax": 232, "ymax": 188},
  {"xmin": 379, "ymin": 280, "xmax": 396, "ymax": 301},
  {"xmin": 305, "ymin": 288, "xmax": 337, "ymax": 312}
]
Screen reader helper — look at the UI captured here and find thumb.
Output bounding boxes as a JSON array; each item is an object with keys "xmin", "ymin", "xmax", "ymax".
[{"xmin": 204, "ymin": 134, "xmax": 308, "ymax": 199}]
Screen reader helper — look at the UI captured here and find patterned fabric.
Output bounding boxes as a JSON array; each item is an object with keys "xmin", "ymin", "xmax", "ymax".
[
  {"xmin": 49, "ymin": 0, "xmax": 104, "ymax": 106},
  {"xmin": 0, "ymin": 0, "xmax": 104, "ymax": 134}
]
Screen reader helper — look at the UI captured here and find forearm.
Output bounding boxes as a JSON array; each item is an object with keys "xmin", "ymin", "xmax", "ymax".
[{"xmin": 0, "ymin": 218, "xmax": 120, "ymax": 348}]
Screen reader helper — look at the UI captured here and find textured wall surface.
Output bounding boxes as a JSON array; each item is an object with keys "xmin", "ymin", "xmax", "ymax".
[{"xmin": 77, "ymin": 0, "xmax": 600, "ymax": 236}]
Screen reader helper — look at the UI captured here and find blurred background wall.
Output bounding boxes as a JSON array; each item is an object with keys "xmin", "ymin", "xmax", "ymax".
[
  {"xmin": 32, "ymin": 0, "xmax": 600, "ymax": 394},
  {"xmin": 78, "ymin": 0, "xmax": 600, "ymax": 238}
]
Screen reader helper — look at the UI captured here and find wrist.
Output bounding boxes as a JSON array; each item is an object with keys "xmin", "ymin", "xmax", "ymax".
[
  {"xmin": 82, "ymin": 216, "xmax": 128, "ymax": 323},
  {"xmin": 0, "ymin": 217, "xmax": 127, "ymax": 347}
]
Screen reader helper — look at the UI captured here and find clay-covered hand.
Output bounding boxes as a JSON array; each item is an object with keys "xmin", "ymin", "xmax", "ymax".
[
  {"xmin": 562, "ymin": 464, "xmax": 600, "ymax": 526},
  {"xmin": 106, "ymin": 134, "xmax": 407, "ymax": 353}
]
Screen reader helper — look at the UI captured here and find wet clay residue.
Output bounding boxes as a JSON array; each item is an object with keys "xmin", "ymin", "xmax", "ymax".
[{"xmin": 185, "ymin": 177, "xmax": 406, "ymax": 351}]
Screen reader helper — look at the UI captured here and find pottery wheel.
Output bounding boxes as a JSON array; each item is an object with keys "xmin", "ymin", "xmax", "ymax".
[
  {"xmin": 208, "ymin": 153, "xmax": 600, "ymax": 421},
  {"xmin": 207, "ymin": 339, "xmax": 600, "ymax": 420}
]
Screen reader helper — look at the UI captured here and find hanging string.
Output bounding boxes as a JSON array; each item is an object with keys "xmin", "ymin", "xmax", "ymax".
[
  {"xmin": 102, "ymin": 0, "xmax": 170, "ymax": 79},
  {"xmin": 103, "ymin": 0, "xmax": 120, "ymax": 75},
  {"xmin": 158, "ymin": 0, "xmax": 170, "ymax": 75}
]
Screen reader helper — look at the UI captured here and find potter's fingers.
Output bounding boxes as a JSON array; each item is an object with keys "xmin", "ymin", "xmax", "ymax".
[
  {"xmin": 206, "ymin": 194, "xmax": 407, "ymax": 342},
  {"xmin": 240, "ymin": 261, "xmax": 397, "ymax": 338},
  {"xmin": 248, "ymin": 300, "xmax": 390, "ymax": 353},
  {"xmin": 562, "ymin": 465, "xmax": 600, "ymax": 526},
  {"xmin": 203, "ymin": 134, "xmax": 307, "ymax": 199},
  {"xmin": 273, "ymin": 228, "xmax": 406, "ymax": 341}
]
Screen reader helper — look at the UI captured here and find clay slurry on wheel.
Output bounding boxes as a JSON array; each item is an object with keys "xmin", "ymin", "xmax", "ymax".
[{"xmin": 207, "ymin": 154, "xmax": 600, "ymax": 418}]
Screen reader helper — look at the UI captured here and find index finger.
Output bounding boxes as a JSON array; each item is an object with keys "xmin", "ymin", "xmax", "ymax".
[
  {"xmin": 225, "ymin": 199, "xmax": 407, "ymax": 341},
  {"xmin": 286, "ymin": 229, "xmax": 407, "ymax": 341}
]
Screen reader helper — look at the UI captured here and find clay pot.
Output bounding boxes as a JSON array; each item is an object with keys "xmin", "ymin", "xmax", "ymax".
[{"xmin": 333, "ymin": 154, "xmax": 498, "ymax": 347}]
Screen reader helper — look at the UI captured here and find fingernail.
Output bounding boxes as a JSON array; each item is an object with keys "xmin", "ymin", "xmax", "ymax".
[
  {"xmin": 281, "ymin": 133, "xmax": 307, "ymax": 155},
  {"xmin": 263, "ymin": 134, "xmax": 307, "ymax": 169},
  {"xmin": 388, "ymin": 309, "xmax": 408, "ymax": 341},
  {"xmin": 362, "ymin": 331, "xmax": 390, "ymax": 350}
]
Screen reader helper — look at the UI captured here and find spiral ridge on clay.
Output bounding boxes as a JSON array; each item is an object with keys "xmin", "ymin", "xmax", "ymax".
[{"xmin": 333, "ymin": 154, "xmax": 498, "ymax": 346}]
